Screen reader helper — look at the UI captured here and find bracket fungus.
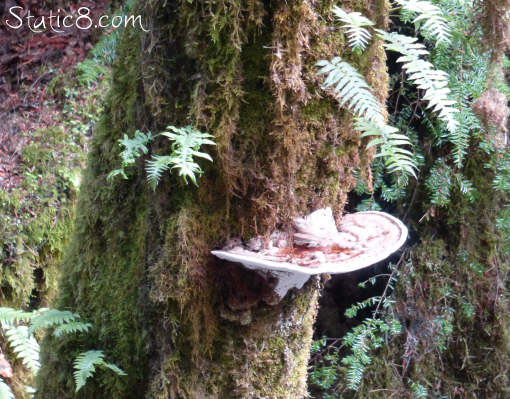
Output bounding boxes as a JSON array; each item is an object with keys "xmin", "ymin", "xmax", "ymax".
[{"xmin": 212, "ymin": 208, "xmax": 408, "ymax": 299}]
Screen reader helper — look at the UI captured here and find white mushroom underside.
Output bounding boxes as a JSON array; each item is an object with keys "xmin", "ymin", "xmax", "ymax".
[{"xmin": 212, "ymin": 209, "xmax": 408, "ymax": 298}]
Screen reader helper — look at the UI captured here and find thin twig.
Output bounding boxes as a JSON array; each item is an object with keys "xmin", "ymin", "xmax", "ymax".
[
  {"xmin": 0, "ymin": 104, "xmax": 38, "ymax": 121},
  {"xmin": 373, "ymin": 251, "xmax": 406, "ymax": 318},
  {"xmin": 23, "ymin": 70, "xmax": 55, "ymax": 104}
]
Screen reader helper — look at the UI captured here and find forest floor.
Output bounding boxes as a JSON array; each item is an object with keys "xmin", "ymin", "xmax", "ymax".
[{"xmin": 0, "ymin": 0, "xmax": 109, "ymax": 189}]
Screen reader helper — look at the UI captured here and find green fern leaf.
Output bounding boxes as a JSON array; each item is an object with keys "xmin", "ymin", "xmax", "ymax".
[
  {"xmin": 118, "ymin": 131, "xmax": 153, "ymax": 165},
  {"xmin": 73, "ymin": 350, "xmax": 126, "ymax": 392},
  {"xmin": 101, "ymin": 362, "xmax": 127, "ymax": 376},
  {"xmin": 75, "ymin": 59, "xmax": 107, "ymax": 87},
  {"xmin": 0, "ymin": 380, "xmax": 13, "ymax": 399},
  {"xmin": 3, "ymin": 324, "xmax": 40, "ymax": 374},
  {"xmin": 395, "ymin": 0, "xmax": 450, "ymax": 45},
  {"xmin": 410, "ymin": 380, "xmax": 428, "ymax": 398},
  {"xmin": 107, "ymin": 130, "xmax": 153, "ymax": 181},
  {"xmin": 146, "ymin": 155, "xmax": 172, "ymax": 190},
  {"xmin": 316, "ymin": 58, "xmax": 384, "ymax": 124},
  {"xmin": 73, "ymin": 350, "xmax": 104, "ymax": 392},
  {"xmin": 29, "ymin": 309, "xmax": 80, "ymax": 334},
  {"xmin": 146, "ymin": 126, "xmax": 215, "ymax": 189},
  {"xmin": 0, "ymin": 308, "xmax": 34, "ymax": 325},
  {"xmin": 53, "ymin": 321, "xmax": 92, "ymax": 337},
  {"xmin": 332, "ymin": 7, "xmax": 374, "ymax": 52},
  {"xmin": 379, "ymin": 31, "xmax": 458, "ymax": 133},
  {"xmin": 316, "ymin": 58, "xmax": 417, "ymax": 178},
  {"xmin": 355, "ymin": 118, "xmax": 417, "ymax": 177},
  {"xmin": 160, "ymin": 126, "xmax": 216, "ymax": 150}
]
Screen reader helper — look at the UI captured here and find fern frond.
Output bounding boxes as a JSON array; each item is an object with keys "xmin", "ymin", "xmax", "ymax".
[
  {"xmin": 169, "ymin": 155, "xmax": 204, "ymax": 186},
  {"xmin": 355, "ymin": 118, "xmax": 417, "ymax": 177},
  {"xmin": 118, "ymin": 131, "xmax": 153, "ymax": 164},
  {"xmin": 53, "ymin": 321, "xmax": 92, "ymax": 337},
  {"xmin": 316, "ymin": 58, "xmax": 384, "ymax": 124},
  {"xmin": 0, "ymin": 308, "xmax": 34, "ymax": 325},
  {"xmin": 107, "ymin": 130, "xmax": 153, "ymax": 181},
  {"xmin": 0, "ymin": 380, "xmax": 13, "ymax": 399},
  {"xmin": 73, "ymin": 350, "xmax": 126, "ymax": 392},
  {"xmin": 395, "ymin": 0, "xmax": 450, "ymax": 45},
  {"xmin": 2, "ymin": 324, "xmax": 40, "ymax": 374},
  {"xmin": 379, "ymin": 31, "xmax": 458, "ymax": 133},
  {"xmin": 160, "ymin": 126, "xmax": 216, "ymax": 151},
  {"xmin": 73, "ymin": 350, "xmax": 104, "ymax": 392},
  {"xmin": 146, "ymin": 155, "xmax": 172, "ymax": 190},
  {"xmin": 332, "ymin": 7, "xmax": 374, "ymax": 52},
  {"xmin": 29, "ymin": 309, "xmax": 80, "ymax": 334},
  {"xmin": 101, "ymin": 362, "xmax": 127, "ymax": 376},
  {"xmin": 75, "ymin": 59, "xmax": 107, "ymax": 87},
  {"xmin": 316, "ymin": 58, "xmax": 416, "ymax": 177},
  {"xmin": 410, "ymin": 380, "xmax": 428, "ymax": 398},
  {"xmin": 146, "ymin": 126, "xmax": 215, "ymax": 189}
]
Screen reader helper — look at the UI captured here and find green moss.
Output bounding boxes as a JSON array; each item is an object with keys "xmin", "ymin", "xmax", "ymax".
[
  {"xmin": 0, "ymin": 125, "xmax": 84, "ymax": 309},
  {"xmin": 36, "ymin": 0, "xmax": 390, "ymax": 397}
]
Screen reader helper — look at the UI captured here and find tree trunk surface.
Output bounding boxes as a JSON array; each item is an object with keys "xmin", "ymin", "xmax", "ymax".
[{"xmin": 36, "ymin": 0, "xmax": 388, "ymax": 398}]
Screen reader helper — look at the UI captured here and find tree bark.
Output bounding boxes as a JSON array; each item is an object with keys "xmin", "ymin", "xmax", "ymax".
[{"xmin": 36, "ymin": 0, "xmax": 388, "ymax": 397}]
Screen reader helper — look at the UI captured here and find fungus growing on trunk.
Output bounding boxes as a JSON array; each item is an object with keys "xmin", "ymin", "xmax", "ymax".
[{"xmin": 212, "ymin": 208, "xmax": 408, "ymax": 299}]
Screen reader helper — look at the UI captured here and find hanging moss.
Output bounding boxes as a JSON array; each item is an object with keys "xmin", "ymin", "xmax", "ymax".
[{"xmin": 36, "ymin": 0, "xmax": 390, "ymax": 397}]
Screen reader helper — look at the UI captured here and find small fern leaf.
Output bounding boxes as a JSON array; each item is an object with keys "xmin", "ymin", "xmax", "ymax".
[
  {"xmin": 75, "ymin": 59, "xmax": 107, "ymax": 87},
  {"xmin": 149, "ymin": 126, "xmax": 215, "ymax": 188},
  {"xmin": 332, "ymin": 7, "xmax": 374, "ymax": 52},
  {"xmin": 53, "ymin": 322, "xmax": 92, "ymax": 337},
  {"xmin": 73, "ymin": 350, "xmax": 104, "ymax": 392},
  {"xmin": 108, "ymin": 130, "xmax": 153, "ymax": 181},
  {"xmin": 146, "ymin": 155, "xmax": 172, "ymax": 190},
  {"xmin": 316, "ymin": 58, "xmax": 384, "ymax": 124},
  {"xmin": 73, "ymin": 350, "xmax": 126, "ymax": 392},
  {"xmin": 118, "ymin": 130, "xmax": 152, "ymax": 165},
  {"xmin": 3, "ymin": 325, "xmax": 40, "ymax": 374},
  {"xmin": 0, "ymin": 380, "xmax": 14, "ymax": 399},
  {"xmin": 0, "ymin": 308, "xmax": 34, "ymax": 325},
  {"xmin": 380, "ymin": 31, "xmax": 458, "ymax": 134},
  {"xmin": 355, "ymin": 118, "xmax": 417, "ymax": 177},
  {"xmin": 101, "ymin": 362, "xmax": 127, "ymax": 377},
  {"xmin": 29, "ymin": 309, "xmax": 80, "ymax": 334},
  {"xmin": 395, "ymin": 0, "xmax": 450, "ymax": 45},
  {"xmin": 169, "ymin": 156, "xmax": 203, "ymax": 186}
]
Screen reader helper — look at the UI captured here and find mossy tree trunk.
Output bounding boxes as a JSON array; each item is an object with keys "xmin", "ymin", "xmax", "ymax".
[{"xmin": 36, "ymin": 0, "xmax": 388, "ymax": 397}]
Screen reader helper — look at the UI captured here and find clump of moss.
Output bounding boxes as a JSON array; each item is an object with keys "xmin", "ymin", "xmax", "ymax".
[{"xmin": 0, "ymin": 126, "xmax": 81, "ymax": 309}]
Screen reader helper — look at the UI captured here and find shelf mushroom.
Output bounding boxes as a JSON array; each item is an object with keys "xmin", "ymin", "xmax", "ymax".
[{"xmin": 212, "ymin": 208, "xmax": 408, "ymax": 299}]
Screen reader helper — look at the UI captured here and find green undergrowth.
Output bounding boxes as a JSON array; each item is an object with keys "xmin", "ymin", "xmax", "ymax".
[
  {"xmin": 0, "ymin": 44, "xmax": 110, "ymax": 398},
  {"xmin": 0, "ymin": 66, "xmax": 108, "ymax": 309},
  {"xmin": 308, "ymin": 0, "xmax": 509, "ymax": 397}
]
